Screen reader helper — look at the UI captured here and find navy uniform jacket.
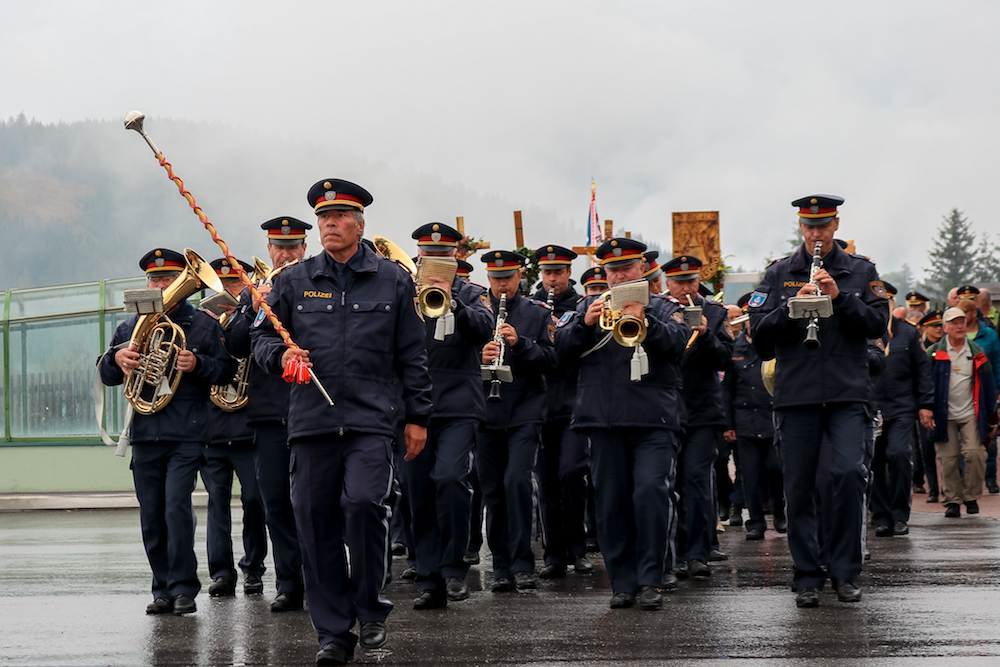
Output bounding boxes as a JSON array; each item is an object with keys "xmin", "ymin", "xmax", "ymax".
[
  {"xmin": 532, "ymin": 286, "xmax": 583, "ymax": 422},
  {"xmin": 205, "ymin": 305, "xmax": 254, "ymax": 446},
  {"xmin": 555, "ymin": 294, "xmax": 689, "ymax": 432},
  {"xmin": 98, "ymin": 299, "xmax": 236, "ymax": 444},
  {"xmin": 723, "ymin": 332, "xmax": 774, "ymax": 440},
  {"xmin": 748, "ymin": 242, "xmax": 890, "ymax": 408},
  {"xmin": 481, "ymin": 291, "xmax": 556, "ymax": 430},
  {"xmin": 251, "ymin": 242, "xmax": 433, "ymax": 441},
  {"xmin": 874, "ymin": 318, "xmax": 934, "ymax": 421},
  {"xmin": 679, "ymin": 297, "xmax": 732, "ymax": 429},
  {"xmin": 228, "ymin": 289, "xmax": 290, "ymax": 427},
  {"xmin": 425, "ymin": 277, "xmax": 495, "ymax": 421}
]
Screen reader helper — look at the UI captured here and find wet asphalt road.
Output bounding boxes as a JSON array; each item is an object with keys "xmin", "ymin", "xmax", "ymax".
[{"xmin": 2, "ymin": 508, "xmax": 1000, "ymax": 666}]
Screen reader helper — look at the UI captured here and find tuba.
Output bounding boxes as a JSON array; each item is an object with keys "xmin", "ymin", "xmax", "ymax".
[
  {"xmin": 124, "ymin": 248, "xmax": 225, "ymax": 415},
  {"xmin": 209, "ymin": 257, "xmax": 271, "ymax": 412}
]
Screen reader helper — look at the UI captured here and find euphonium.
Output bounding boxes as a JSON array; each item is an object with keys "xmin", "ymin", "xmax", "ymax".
[
  {"xmin": 124, "ymin": 248, "xmax": 224, "ymax": 415},
  {"xmin": 598, "ymin": 291, "xmax": 647, "ymax": 348}
]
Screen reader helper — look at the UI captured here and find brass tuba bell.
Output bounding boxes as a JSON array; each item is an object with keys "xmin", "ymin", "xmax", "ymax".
[{"xmin": 124, "ymin": 248, "xmax": 224, "ymax": 415}]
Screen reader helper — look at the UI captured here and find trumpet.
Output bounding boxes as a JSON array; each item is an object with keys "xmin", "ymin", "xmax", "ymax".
[
  {"xmin": 124, "ymin": 249, "xmax": 224, "ymax": 415},
  {"xmin": 481, "ymin": 292, "xmax": 513, "ymax": 402},
  {"xmin": 598, "ymin": 281, "xmax": 649, "ymax": 348}
]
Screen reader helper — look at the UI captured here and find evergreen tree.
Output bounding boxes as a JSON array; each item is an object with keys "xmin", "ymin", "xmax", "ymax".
[
  {"xmin": 974, "ymin": 233, "xmax": 1000, "ymax": 283},
  {"xmin": 920, "ymin": 208, "xmax": 978, "ymax": 302},
  {"xmin": 881, "ymin": 262, "xmax": 915, "ymax": 298}
]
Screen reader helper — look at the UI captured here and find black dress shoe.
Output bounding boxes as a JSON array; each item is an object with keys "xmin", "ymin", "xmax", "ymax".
[
  {"xmin": 638, "ymin": 585, "xmax": 663, "ymax": 610},
  {"xmin": 316, "ymin": 641, "xmax": 352, "ymax": 666},
  {"xmin": 773, "ymin": 515, "xmax": 788, "ymax": 533},
  {"xmin": 400, "ymin": 566, "xmax": 417, "ymax": 581},
  {"xmin": 609, "ymin": 591, "xmax": 635, "ymax": 609},
  {"xmin": 391, "ymin": 541, "xmax": 407, "ymax": 556},
  {"xmin": 795, "ymin": 587, "xmax": 820, "ymax": 608},
  {"xmin": 463, "ymin": 550, "xmax": 480, "ymax": 565},
  {"xmin": 413, "ymin": 589, "xmax": 448, "ymax": 610},
  {"xmin": 689, "ymin": 560, "xmax": 711, "ymax": 580},
  {"xmin": 746, "ymin": 528, "xmax": 765, "ymax": 541},
  {"xmin": 146, "ymin": 598, "xmax": 173, "ymax": 615},
  {"xmin": 927, "ymin": 493, "xmax": 939, "ymax": 503},
  {"xmin": 244, "ymin": 574, "xmax": 263, "ymax": 595},
  {"xmin": 490, "ymin": 577, "xmax": 513, "ymax": 593},
  {"xmin": 172, "ymin": 595, "xmax": 197, "ymax": 615},
  {"xmin": 708, "ymin": 549, "xmax": 728, "ymax": 562},
  {"xmin": 538, "ymin": 563, "xmax": 567, "ymax": 579},
  {"xmin": 574, "ymin": 556, "xmax": 594, "ymax": 574},
  {"xmin": 945, "ymin": 503, "xmax": 961, "ymax": 518},
  {"xmin": 729, "ymin": 505, "xmax": 744, "ymax": 527},
  {"xmin": 446, "ymin": 577, "xmax": 468, "ymax": 601},
  {"xmin": 513, "ymin": 571, "xmax": 537, "ymax": 590},
  {"xmin": 661, "ymin": 571, "xmax": 679, "ymax": 591},
  {"xmin": 874, "ymin": 524, "xmax": 893, "ymax": 537},
  {"xmin": 836, "ymin": 581, "xmax": 862, "ymax": 603},
  {"xmin": 359, "ymin": 621, "xmax": 386, "ymax": 649},
  {"xmin": 270, "ymin": 592, "xmax": 303, "ymax": 612},
  {"xmin": 674, "ymin": 562, "xmax": 690, "ymax": 580},
  {"xmin": 988, "ymin": 480, "xmax": 1000, "ymax": 494},
  {"xmin": 966, "ymin": 500, "xmax": 980, "ymax": 514},
  {"xmin": 208, "ymin": 577, "xmax": 235, "ymax": 597},
  {"xmin": 893, "ymin": 521, "xmax": 909, "ymax": 535}
]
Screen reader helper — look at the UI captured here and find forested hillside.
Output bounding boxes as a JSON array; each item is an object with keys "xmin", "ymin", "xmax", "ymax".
[{"xmin": 0, "ymin": 114, "xmax": 575, "ymax": 289}]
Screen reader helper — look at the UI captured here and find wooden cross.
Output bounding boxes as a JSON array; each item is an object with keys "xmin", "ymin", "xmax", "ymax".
[
  {"xmin": 454, "ymin": 215, "xmax": 491, "ymax": 260},
  {"xmin": 572, "ymin": 219, "xmax": 616, "ymax": 259}
]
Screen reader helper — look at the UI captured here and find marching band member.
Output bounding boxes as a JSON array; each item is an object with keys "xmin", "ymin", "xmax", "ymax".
[
  {"xmin": 98, "ymin": 248, "xmax": 235, "ymax": 616},
  {"xmin": 555, "ymin": 238, "xmax": 689, "ymax": 610},
  {"xmin": 642, "ymin": 250, "xmax": 664, "ymax": 295},
  {"xmin": 251, "ymin": 180, "xmax": 432, "ymax": 663}
]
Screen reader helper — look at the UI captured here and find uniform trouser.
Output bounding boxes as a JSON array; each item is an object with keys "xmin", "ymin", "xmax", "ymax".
[
  {"xmin": 252, "ymin": 422, "xmax": 303, "ymax": 596},
  {"xmin": 870, "ymin": 417, "xmax": 915, "ymax": 526},
  {"xmin": 404, "ymin": 418, "xmax": 476, "ymax": 592},
  {"xmin": 714, "ymin": 439, "xmax": 739, "ymax": 511},
  {"xmin": 915, "ymin": 423, "xmax": 939, "ymax": 496},
  {"xmin": 390, "ymin": 424, "xmax": 415, "ymax": 564},
  {"xmin": 537, "ymin": 419, "xmax": 589, "ymax": 566},
  {"xmin": 469, "ymin": 465, "xmax": 484, "ymax": 552},
  {"xmin": 777, "ymin": 403, "xmax": 868, "ymax": 590},
  {"xmin": 201, "ymin": 445, "xmax": 268, "ymax": 583},
  {"xmin": 476, "ymin": 424, "xmax": 539, "ymax": 577},
  {"xmin": 676, "ymin": 426, "xmax": 720, "ymax": 564},
  {"xmin": 935, "ymin": 416, "xmax": 985, "ymax": 505},
  {"xmin": 290, "ymin": 433, "xmax": 394, "ymax": 651},
  {"xmin": 737, "ymin": 436, "xmax": 782, "ymax": 533},
  {"xmin": 130, "ymin": 440, "xmax": 202, "ymax": 600},
  {"xmin": 590, "ymin": 427, "xmax": 676, "ymax": 594}
]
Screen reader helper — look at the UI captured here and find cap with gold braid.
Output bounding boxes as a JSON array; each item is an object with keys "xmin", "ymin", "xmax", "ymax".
[
  {"xmin": 210, "ymin": 257, "xmax": 254, "ymax": 279},
  {"xmin": 261, "ymin": 216, "xmax": 312, "ymax": 246},
  {"xmin": 642, "ymin": 250, "xmax": 663, "ymax": 281},
  {"xmin": 533, "ymin": 244, "xmax": 577, "ymax": 267},
  {"xmin": 662, "ymin": 254, "xmax": 703, "ymax": 281},
  {"xmin": 919, "ymin": 309, "xmax": 943, "ymax": 327},
  {"xmin": 596, "ymin": 237, "xmax": 646, "ymax": 267},
  {"xmin": 306, "ymin": 178, "xmax": 373, "ymax": 215},
  {"xmin": 480, "ymin": 250, "xmax": 525, "ymax": 277},
  {"xmin": 456, "ymin": 259, "xmax": 473, "ymax": 280},
  {"xmin": 906, "ymin": 290, "xmax": 930, "ymax": 307},
  {"xmin": 581, "ymin": 266, "xmax": 607, "ymax": 288},
  {"xmin": 412, "ymin": 222, "xmax": 462, "ymax": 249},
  {"xmin": 139, "ymin": 248, "xmax": 185, "ymax": 276},
  {"xmin": 792, "ymin": 194, "xmax": 844, "ymax": 226}
]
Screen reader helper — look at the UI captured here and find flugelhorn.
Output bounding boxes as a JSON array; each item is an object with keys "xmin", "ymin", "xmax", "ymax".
[
  {"xmin": 124, "ymin": 111, "xmax": 334, "ymax": 407},
  {"xmin": 124, "ymin": 249, "xmax": 224, "ymax": 415},
  {"xmin": 598, "ymin": 281, "xmax": 648, "ymax": 348}
]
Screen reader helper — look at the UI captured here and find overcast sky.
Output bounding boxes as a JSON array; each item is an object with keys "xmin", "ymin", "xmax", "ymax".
[{"xmin": 3, "ymin": 0, "xmax": 999, "ymax": 279}]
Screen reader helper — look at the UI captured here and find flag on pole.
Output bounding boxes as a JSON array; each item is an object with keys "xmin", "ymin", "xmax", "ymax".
[{"xmin": 587, "ymin": 179, "xmax": 600, "ymax": 250}]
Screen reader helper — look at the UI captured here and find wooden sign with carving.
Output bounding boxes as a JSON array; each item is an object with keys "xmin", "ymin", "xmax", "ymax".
[{"xmin": 672, "ymin": 211, "xmax": 721, "ymax": 283}]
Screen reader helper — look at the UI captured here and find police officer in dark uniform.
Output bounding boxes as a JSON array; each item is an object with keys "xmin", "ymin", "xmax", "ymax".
[
  {"xmin": 99, "ymin": 248, "xmax": 235, "ymax": 616},
  {"xmin": 871, "ymin": 285, "xmax": 935, "ymax": 537},
  {"xmin": 643, "ymin": 250, "xmax": 664, "ymax": 295},
  {"xmin": 906, "ymin": 291, "xmax": 930, "ymax": 316},
  {"xmin": 555, "ymin": 238, "xmax": 689, "ymax": 610},
  {"xmin": 748, "ymin": 194, "xmax": 890, "ymax": 607},
  {"xmin": 201, "ymin": 258, "xmax": 268, "ymax": 598},
  {"xmin": 581, "ymin": 266, "xmax": 608, "ymax": 296},
  {"xmin": 664, "ymin": 254, "xmax": 733, "ymax": 580},
  {"xmin": 914, "ymin": 310, "xmax": 944, "ymax": 502},
  {"xmin": 251, "ymin": 180, "xmax": 432, "ymax": 664},
  {"xmin": 229, "ymin": 216, "xmax": 312, "ymax": 612},
  {"xmin": 531, "ymin": 244, "xmax": 593, "ymax": 578},
  {"xmin": 403, "ymin": 222, "xmax": 494, "ymax": 608},
  {"xmin": 723, "ymin": 293, "xmax": 785, "ymax": 540},
  {"xmin": 477, "ymin": 250, "xmax": 556, "ymax": 593}
]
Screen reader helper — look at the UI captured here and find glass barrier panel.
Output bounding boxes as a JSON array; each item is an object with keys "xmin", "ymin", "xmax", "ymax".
[
  {"xmin": 7, "ymin": 283, "xmax": 102, "ymax": 319},
  {"xmin": 7, "ymin": 315, "xmax": 102, "ymax": 438},
  {"xmin": 1, "ymin": 327, "xmax": 5, "ymax": 438},
  {"xmin": 103, "ymin": 312, "xmax": 133, "ymax": 435},
  {"xmin": 104, "ymin": 278, "xmax": 149, "ymax": 310}
]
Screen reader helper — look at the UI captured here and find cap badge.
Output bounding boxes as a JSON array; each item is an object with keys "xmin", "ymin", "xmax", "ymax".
[
  {"xmin": 155, "ymin": 258, "xmax": 165, "ymax": 267},
  {"xmin": 613, "ymin": 248, "xmax": 622, "ymax": 257},
  {"xmin": 221, "ymin": 265, "xmax": 231, "ymax": 275},
  {"xmin": 495, "ymin": 259, "xmax": 504, "ymax": 268},
  {"xmin": 547, "ymin": 252, "xmax": 556, "ymax": 261},
  {"xmin": 324, "ymin": 191, "xmax": 337, "ymax": 201},
  {"xmin": 431, "ymin": 232, "xmax": 442, "ymax": 242},
  {"xmin": 680, "ymin": 263, "xmax": 689, "ymax": 271},
  {"xmin": 281, "ymin": 225, "xmax": 291, "ymax": 235},
  {"xmin": 810, "ymin": 205, "xmax": 819, "ymax": 214}
]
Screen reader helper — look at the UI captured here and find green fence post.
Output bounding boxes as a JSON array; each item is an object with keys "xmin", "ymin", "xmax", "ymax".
[{"xmin": 3, "ymin": 289, "xmax": 10, "ymax": 442}]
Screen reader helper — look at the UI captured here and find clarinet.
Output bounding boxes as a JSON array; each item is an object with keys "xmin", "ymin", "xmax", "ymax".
[
  {"xmin": 545, "ymin": 287, "xmax": 556, "ymax": 311},
  {"xmin": 487, "ymin": 293, "xmax": 508, "ymax": 403},
  {"xmin": 804, "ymin": 240, "xmax": 823, "ymax": 349}
]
